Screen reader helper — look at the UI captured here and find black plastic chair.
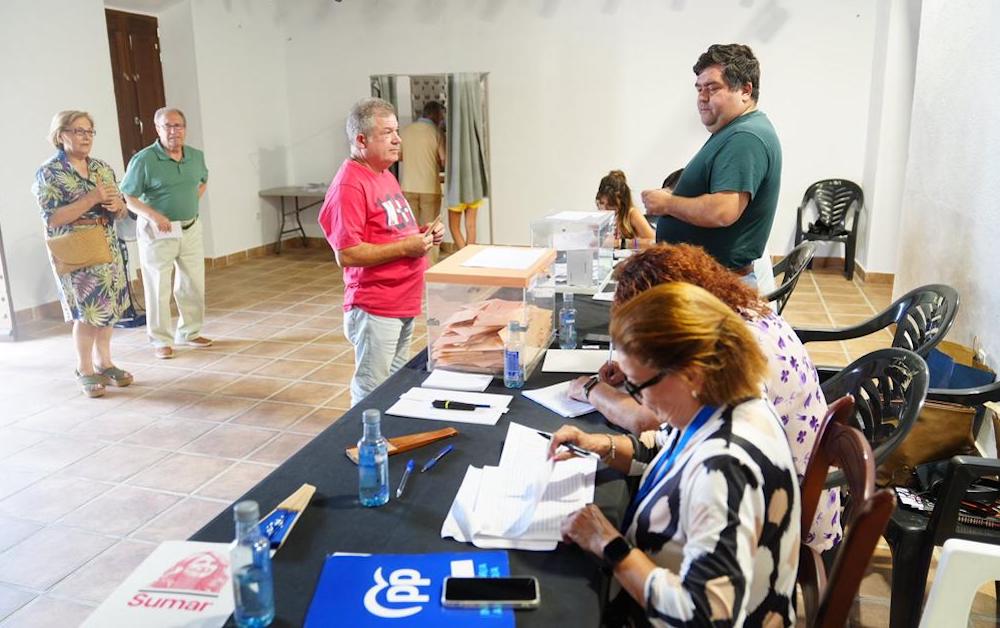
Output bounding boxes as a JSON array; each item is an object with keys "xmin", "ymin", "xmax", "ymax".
[
  {"xmin": 796, "ymin": 285, "xmax": 960, "ymax": 377},
  {"xmin": 882, "ymin": 381, "xmax": 1000, "ymax": 628},
  {"xmin": 764, "ymin": 241, "xmax": 816, "ymax": 314},
  {"xmin": 793, "ymin": 179, "xmax": 864, "ymax": 280},
  {"xmin": 819, "ymin": 348, "xmax": 929, "ymax": 489}
]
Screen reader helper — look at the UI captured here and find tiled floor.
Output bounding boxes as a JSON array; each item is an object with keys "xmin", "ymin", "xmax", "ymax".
[{"xmin": 0, "ymin": 249, "xmax": 992, "ymax": 626}]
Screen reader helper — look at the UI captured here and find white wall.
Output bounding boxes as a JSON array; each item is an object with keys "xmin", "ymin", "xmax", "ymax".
[
  {"xmin": 0, "ymin": 0, "xmax": 125, "ymax": 314},
  {"xmin": 281, "ymin": 0, "xmax": 877, "ymax": 251},
  {"xmin": 897, "ymin": 0, "xmax": 1000, "ymax": 363}
]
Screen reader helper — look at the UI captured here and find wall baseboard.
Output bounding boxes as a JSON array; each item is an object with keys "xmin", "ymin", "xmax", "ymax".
[{"xmin": 770, "ymin": 255, "xmax": 895, "ymax": 287}]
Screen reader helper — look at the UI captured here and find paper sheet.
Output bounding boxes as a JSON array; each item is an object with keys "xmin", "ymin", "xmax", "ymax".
[
  {"xmin": 421, "ymin": 369, "xmax": 494, "ymax": 392},
  {"xmin": 385, "ymin": 387, "xmax": 512, "ymax": 425},
  {"xmin": 542, "ymin": 349, "xmax": 616, "ymax": 374},
  {"xmin": 461, "ymin": 246, "xmax": 549, "ymax": 270},
  {"xmin": 144, "ymin": 219, "xmax": 183, "ymax": 240},
  {"xmin": 522, "ymin": 380, "xmax": 597, "ymax": 418}
]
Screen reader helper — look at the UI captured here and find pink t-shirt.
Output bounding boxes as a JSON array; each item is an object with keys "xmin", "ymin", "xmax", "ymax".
[{"xmin": 318, "ymin": 159, "xmax": 426, "ymax": 318}]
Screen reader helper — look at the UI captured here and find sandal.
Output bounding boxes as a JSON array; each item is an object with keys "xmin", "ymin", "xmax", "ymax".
[
  {"xmin": 76, "ymin": 370, "xmax": 106, "ymax": 398},
  {"xmin": 98, "ymin": 365, "xmax": 134, "ymax": 387}
]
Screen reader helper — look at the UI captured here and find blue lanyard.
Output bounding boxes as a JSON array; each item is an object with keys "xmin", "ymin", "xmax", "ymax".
[{"xmin": 622, "ymin": 405, "xmax": 717, "ymax": 531}]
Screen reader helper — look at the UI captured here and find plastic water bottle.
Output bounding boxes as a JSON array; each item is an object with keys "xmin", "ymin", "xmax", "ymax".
[
  {"xmin": 559, "ymin": 292, "xmax": 577, "ymax": 350},
  {"xmin": 231, "ymin": 501, "xmax": 275, "ymax": 628},
  {"xmin": 504, "ymin": 320, "xmax": 525, "ymax": 389},
  {"xmin": 358, "ymin": 409, "xmax": 389, "ymax": 507}
]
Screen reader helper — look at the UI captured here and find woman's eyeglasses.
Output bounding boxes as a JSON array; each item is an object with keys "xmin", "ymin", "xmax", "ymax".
[
  {"xmin": 66, "ymin": 128, "xmax": 96, "ymax": 138},
  {"xmin": 623, "ymin": 371, "xmax": 669, "ymax": 403}
]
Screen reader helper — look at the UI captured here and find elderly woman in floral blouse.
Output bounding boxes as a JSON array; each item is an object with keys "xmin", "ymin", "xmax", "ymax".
[
  {"xmin": 33, "ymin": 111, "xmax": 133, "ymax": 397},
  {"xmin": 568, "ymin": 243, "xmax": 841, "ymax": 554}
]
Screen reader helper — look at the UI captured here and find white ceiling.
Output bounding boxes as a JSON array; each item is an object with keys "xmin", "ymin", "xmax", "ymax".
[{"xmin": 104, "ymin": 0, "xmax": 186, "ymax": 15}]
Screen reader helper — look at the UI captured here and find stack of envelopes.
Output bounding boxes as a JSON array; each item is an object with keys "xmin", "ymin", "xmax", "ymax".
[{"xmin": 431, "ymin": 298, "xmax": 552, "ymax": 373}]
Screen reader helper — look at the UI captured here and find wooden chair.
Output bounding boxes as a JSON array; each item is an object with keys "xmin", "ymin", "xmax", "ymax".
[{"xmin": 799, "ymin": 394, "xmax": 897, "ymax": 627}]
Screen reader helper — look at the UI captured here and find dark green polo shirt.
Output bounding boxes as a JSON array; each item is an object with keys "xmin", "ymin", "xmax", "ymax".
[
  {"xmin": 656, "ymin": 110, "xmax": 782, "ymax": 269},
  {"xmin": 120, "ymin": 141, "xmax": 208, "ymax": 221}
]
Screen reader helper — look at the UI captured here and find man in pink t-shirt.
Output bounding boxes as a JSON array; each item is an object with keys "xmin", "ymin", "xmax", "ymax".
[{"xmin": 319, "ymin": 97, "xmax": 445, "ymax": 404}]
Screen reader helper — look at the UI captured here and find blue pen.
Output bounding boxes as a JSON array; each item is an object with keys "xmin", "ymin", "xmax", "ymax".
[
  {"xmin": 396, "ymin": 459, "xmax": 415, "ymax": 498},
  {"xmin": 420, "ymin": 445, "xmax": 454, "ymax": 473}
]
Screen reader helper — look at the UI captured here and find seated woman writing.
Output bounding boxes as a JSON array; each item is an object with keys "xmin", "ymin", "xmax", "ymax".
[
  {"xmin": 568, "ymin": 243, "xmax": 840, "ymax": 554},
  {"xmin": 597, "ymin": 170, "xmax": 656, "ymax": 250},
  {"xmin": 549, "ymin": 282, "xmax": 800, "ymax": 626}
]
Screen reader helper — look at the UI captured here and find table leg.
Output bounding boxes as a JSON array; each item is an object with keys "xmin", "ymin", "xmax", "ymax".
[
  {"xmin": 276, "ymin": 197, "xmax": 286, "ymax": 254},
  {"xmin": 294, "ymin": 198, "xmax": 308, "ymax": 248}
]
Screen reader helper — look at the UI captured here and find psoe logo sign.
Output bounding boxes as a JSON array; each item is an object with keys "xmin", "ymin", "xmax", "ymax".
[{"xmin": 363, "ymin": 567, "xmax": 430, "ymax": 618}]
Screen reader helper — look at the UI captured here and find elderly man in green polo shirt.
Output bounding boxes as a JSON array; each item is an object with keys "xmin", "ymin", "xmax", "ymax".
[{"xmin": 121, "ymin": 107, "xmax": 211, "ymax": 359}]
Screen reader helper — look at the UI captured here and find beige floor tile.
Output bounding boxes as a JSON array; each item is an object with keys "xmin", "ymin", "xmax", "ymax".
[
  {"xmin": 232, "ymin": 323, "xmax": 286, "ymax": 340},
  {"xmin": 132, "ymin": 497, "xmax": 227, "ymax": 543},
  {"xmin": 266, "ymin": 327, "xmax": 328, "ymax": 344},
  {"xmin": 171, "ymin": 370, "xmax": 242, "ymax": 394},
  {"xmin": 122, "ymin": 417, "xmax": 217, "ymax": 450},
  {"xmin": 202, "ymin": 354, "xmax": 274, "ymax": 375},
  {"xmin": 270, "ymin": 381, "xmax": 343, "ymax": 405},
  {"xmin": 127, "ymin": 453, "xmax": 233, "ymax": 493},
  {"xmin": 324, "ymin": 388, "xmax": 352, "ymax": 410},
  {"xmin": 0, "ymin": 476, "xmax": 112, "ymax": 523},
  {"xmin": 0, "ymin": 469, "xmax": 47, "ymax": 501},
  {"xmin": 171, "ymin": 395, "xmax": 259, "ymax": 422},
  {"xmin": 50, "ymin": 539, "xmax": 157, "ymax": 604},
  {"xmin": 238, "ymin": 340, "xmax": 299, "ymax": 359},
  {"xmin": 60, "ymin": 486, "xmax": 180, "ymax": 535},
  {"xmin": 122, "ymin": 364, "xmax": 194, "ymax": 388},
  {"xmin": 113, "ymin": 390, "xmax": 205, "ymax": 417},
  {"xmin": 290, "ymin": 407, "xmax": 345, "ymax": 435},
  {"xmin": 0, "ymin": 429, "xmax": 47, "ymax": 459},
  {"xmin": 251, "ymin": 359, "xmax": 321, "ymax": 380},
  {"xmin": 60, "ymin": 444, "xmax": 168, "ymax": 483},
  {"xmin": 0, "ymin": 596, "xmax": 96, "ymax": 628},
  {"xmin": 0, "ymin": 584, "xmax": 34, "ymax": 622},
  {"xmin": 302, "ymin": 362, "xmax": 355, "ymax": 385},
  {"xmin": 68, "ymin": 410, "xmax": 157, "ymax": 442},
  {"xmin": 247, "ymin": 433, "xmax": 311, "ymax": 465},
  {"xmin": 232, "ymin": 401, "xmax": 312, "ymax": 429},
  {"xmin": 215, "ymin": 376, "xmax": 291, "ymax": 400},
  {"xmin": 182, "ymin": 424, "xmax": 277, "ymax": 459},
  {"xmin": 283, "ymin": 343, "xmax": 342, "ymax": 362},
  {"xmin": 195, "ymin": 462, "xmax": 276, "ymax": 501},
  {"xmin": 0, "ymin": 526, "xmax": 115, "ymax": 589},
  {"xmin": 2, "ymin": 437, "xmax": 105, "ymax": 473}
]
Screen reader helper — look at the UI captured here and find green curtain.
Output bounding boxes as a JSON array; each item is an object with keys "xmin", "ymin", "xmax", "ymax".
[
  {"xmin": 446, "ymin": 73, "xmax": 489, "ymax": 208},
  {"xmin": 370, "ymin": 75, "xmax": 398, "ymax": 111}
]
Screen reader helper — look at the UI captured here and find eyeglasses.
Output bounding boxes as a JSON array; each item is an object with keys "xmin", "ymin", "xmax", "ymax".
[
  {"xmin": 623, "ymin": 370, "xmax": 669, "ymax": 403},
  {"xmin": 157, "ymin": 123, "xmax": 186, "ymax": 132},
  {"xmin": 65, "ymin": 128, "xmax": 96, "ymax": 138}
]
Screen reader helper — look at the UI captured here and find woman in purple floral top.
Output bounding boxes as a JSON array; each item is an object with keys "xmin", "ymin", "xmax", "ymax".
[{"xmin": 569, "ymin": 243, "xmax": 841, "ymax": 552}]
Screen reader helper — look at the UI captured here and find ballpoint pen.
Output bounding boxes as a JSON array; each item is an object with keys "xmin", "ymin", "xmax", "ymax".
[
  {"xmin": 432, "ymin": 400, "xmax": 490, "ymax": 411},
  {"xmin": 536, "ymin": 430, "xmax": 602, "ymax": 460},
  {"xmin": 421, "ymin": 445, "xmax": 454, "ymax": 473},
  {"xmin": 396, "ymin": 459, "xmax": 415, "ymax": 498}
]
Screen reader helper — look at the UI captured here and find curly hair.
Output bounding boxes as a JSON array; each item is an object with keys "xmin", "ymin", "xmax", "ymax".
[
  {"xmin": 693, "ymin": 43, "xmax": 760, "ymax": 102},
  {"xmin": 596, "ymin": 170, "xmax": 636, "ymax": 239},
  {"xmin": 610, "ymin": 282, "xmax": 768, "ymax": 407},
  {"xmin": 613, "ymin": 243, "xmax": 770, "ymax": 317}
]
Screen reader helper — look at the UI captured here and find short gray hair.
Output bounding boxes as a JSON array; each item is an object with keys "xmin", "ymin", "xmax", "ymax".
[
  {"xmin": 48, "ymin": 110, "xmax": 94, "ymax": 149},
  {"xmin": 154, "ymin": 107, "xmax": 187, "ymax": 125},
  {"xmin": 345, "ymin": 97, "xmax": 396, "ymax": 144}
]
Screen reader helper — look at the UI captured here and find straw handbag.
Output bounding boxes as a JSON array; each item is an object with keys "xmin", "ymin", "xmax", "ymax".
[{"xmin": 46, "ymin": 226, "xmax": 112, "ymax": 275}]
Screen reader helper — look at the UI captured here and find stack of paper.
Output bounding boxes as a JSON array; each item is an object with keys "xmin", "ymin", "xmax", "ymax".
[
  {"xmin": 430, "ymin": 299, "xmax": 551, "ymax": 373},
  {"xmin": 523, "ymin": 380, "xmax": 596, "ymax": 418},
  {"xmin": 542, "ymin": 349, "xmax": 616, "ymax": 374},
  {"xmin": 421, "ymin": 369, "xmax": 494, "ymax": 392},
  {"xmin": 386, "ymin": 387, "xmax": 513, "ymax": 425},
  {"xmin": 442, "ymin": 422, "xmax": 596, "ymax": 551}
]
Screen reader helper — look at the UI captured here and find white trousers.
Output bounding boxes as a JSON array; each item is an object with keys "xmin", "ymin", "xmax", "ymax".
[
  {"xmin": 344, "ymin": 307, "xmax": 414, "ymax": 406},
  {"xmin": 138, "ymin": 217, "xmax": 206, "ymax": 347}
]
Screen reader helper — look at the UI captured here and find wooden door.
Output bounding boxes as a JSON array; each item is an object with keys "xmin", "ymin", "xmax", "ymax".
[{"xmin": 106, "ymin": 9, "xmax": 166, "ymax": 163}]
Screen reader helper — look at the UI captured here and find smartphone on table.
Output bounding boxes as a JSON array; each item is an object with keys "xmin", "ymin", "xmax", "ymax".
[{"xmin": 441, "ymin": 576, "xmax": 540, "ymax": 609}]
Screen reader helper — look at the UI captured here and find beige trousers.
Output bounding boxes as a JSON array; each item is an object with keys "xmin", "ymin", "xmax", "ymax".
[
  {"xmin": 403, "ymin": 191, "xmax": 441, "ymax": 264},
  {"xmin": 138, "ymin": 217, "xmax": 206, "ymax": 347}
]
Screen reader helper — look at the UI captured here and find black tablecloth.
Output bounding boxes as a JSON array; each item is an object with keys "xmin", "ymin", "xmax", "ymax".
[{"xmin": 192, "ymin": 295, "xmax": 624, "ymax": 627}]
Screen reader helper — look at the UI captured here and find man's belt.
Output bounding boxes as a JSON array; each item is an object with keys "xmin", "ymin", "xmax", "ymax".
[{"xmin": 181, "ymin": 216, "xmax": 199, "ymax": 230}]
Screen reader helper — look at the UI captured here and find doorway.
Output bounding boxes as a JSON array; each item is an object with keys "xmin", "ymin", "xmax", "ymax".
[{"xmin": 105, "ymin": 8, "xmax": 167, "ymax": 164}]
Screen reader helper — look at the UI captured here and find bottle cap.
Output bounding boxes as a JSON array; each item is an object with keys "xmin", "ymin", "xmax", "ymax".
[
  {"xmin": 362, "ymin": 408, "xmax": 381, "ymax": 425},
  {"xmin": 234, "ymin": 500, "xmax": 260, "ymax": 523}
]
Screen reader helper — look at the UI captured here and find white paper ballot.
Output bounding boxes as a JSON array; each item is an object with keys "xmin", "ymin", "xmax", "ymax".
[
  {"xmin": 592, "ymin": 291, "xmax": 615, "ymax": 302},
  {"xmin": 522, "ymin": 380, "xmax": 596, "ymax": 418},
  {"xmin": 144, "ymin": 219, "xmax": 183, "ymax": 240},
  {"xmin": 385, "ymin": 387, "xmax": 513, "ymax": 425},
  {"xmin": 461, "ymin": 246, "xmax": 549, "ymax": 270},
  {"xmin": 441, "ymin": 422, "xmax": 596, "ymax": 551},
  {"xmin": 543, "ymin": 349, "xmax": 616, "ymax": 374},
  {"xmin": 421, "ymin": 369, "xmax": 493, "ymax": 392}
]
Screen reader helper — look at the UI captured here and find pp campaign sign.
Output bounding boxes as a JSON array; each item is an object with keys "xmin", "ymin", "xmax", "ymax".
[{"xmin": 305, "ymin": 552, "xmax": 513, "ymax": 627}]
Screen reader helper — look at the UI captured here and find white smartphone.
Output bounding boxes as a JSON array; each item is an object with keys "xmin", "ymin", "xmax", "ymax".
[{"xmin": 440, "ymin": 576, "xmax": 540, "ymax": 609}]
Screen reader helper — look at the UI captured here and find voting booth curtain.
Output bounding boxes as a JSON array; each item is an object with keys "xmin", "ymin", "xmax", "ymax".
[{"xmin": 446, "ymin": 73, "xmax": 489, "ymax": 209}]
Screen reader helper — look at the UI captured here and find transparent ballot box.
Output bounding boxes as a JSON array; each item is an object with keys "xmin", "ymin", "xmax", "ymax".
[
  {"xmin": 424, "ymin": 245, "xmax": 556, "ymax": 375},
  {"xmin": 530, "ymin": 211, "xmax": 614, "ymax": 292}
]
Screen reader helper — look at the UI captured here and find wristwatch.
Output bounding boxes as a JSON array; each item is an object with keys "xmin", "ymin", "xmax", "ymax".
[
  {"xmin": 603, "ymin": 536, "xmax": 633, "ymax": 568},
  {"xmin": 582, "ymin": 375, "xmax": 600, "ymax": 400}
]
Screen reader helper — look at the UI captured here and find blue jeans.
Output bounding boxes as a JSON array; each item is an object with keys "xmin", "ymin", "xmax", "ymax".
[
  {"xmin": 344, "ymin": 307, "xmax": 414, "ymax": 406},
  {"xmin": 739, "ymin": 271, "xmax": 758, "ymax": 291}
]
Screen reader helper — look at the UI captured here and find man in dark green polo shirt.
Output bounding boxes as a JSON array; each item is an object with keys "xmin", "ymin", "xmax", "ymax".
[
  {"xmin": 121, "ymin": 107, "xmax": 210, "ymax": 359},
  {"xmin": 642, "ymin": 43, "xmax": 781, "ymax": 289}
]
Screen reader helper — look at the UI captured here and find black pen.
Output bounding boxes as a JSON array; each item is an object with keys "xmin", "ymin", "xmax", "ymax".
[
  {"xmin": 536, "ymin": 430, "xmax": 601, "ymax": 460},
  {"xmin": 432, "ymin": 400, "xmax": 490, "ymax": 411}
]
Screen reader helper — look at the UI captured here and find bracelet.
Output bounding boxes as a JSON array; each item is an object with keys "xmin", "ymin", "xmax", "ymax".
[
  {"xmin": 632, "ymin": 237, "xmax": 638, "ymax": 250},
  {"xmin": 582, "ymin": 375, "xmax": 600, "ymax": 400},
  {"xmin": 602, "ymin": 434, "xmax": 616, "ymax": 463}
]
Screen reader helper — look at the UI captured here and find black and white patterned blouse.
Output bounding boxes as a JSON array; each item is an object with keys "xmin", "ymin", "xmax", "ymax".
[{"xmin": 621, "ymin": 398, "xmax": 800, "ymax": 627}]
